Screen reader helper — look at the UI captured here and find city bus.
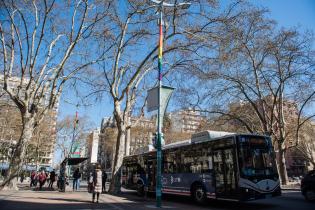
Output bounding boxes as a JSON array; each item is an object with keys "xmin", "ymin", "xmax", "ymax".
[{"xmin": 121, "ymin": 131, "xmax": 281, "ymax": 203}]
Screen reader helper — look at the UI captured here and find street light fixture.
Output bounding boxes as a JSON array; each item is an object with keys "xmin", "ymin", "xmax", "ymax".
[{"xmin": 149, "ymin": 0, "xmax": 191, "ymax": 207}]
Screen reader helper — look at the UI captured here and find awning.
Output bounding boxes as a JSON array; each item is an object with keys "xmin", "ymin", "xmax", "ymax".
[{"xmin": 62, "ymin": 157, "xmax": 88, "ymax": 165}]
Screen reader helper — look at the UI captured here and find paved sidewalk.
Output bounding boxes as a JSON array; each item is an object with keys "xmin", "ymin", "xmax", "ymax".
[
  {"xmin": 0, "ymin": 189, "xmax": 143, "ymax": 210},
  {"xmin": 281, "ymin": 181, "xmax": 301, "ymax": 191},
  {"xmin": 0, "ymin": 185, "xmax": 200, "ymax": 210}
]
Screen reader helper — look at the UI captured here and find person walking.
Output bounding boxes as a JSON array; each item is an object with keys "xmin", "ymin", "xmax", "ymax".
[
  {"xmin": 34, "ymin": 171, "xmax": 40, "ymax": 187},
  {"xmin": 91, "ymin": 164, "xmax": 102, "ymax": 203},
  {"xmin": 20, "ymin": 173, "xmax": 24, "ymax": 183},
  {"xmin": 102, "ymin": 170, "xmax": 107, "ymax": 193},
  {"xmin": 48, "ymin": 169, "xmax": 56, "ymax": 189},
  {"xmin": 59, "ymin": 162, "xmax": 66, "ymax": 192},
  {"xmin": 38, "ymin": 170, "xmax": 47, "ymax": 190},
  {"xmin": 72, "ymin": 168, "xmax": 81, "ymax": 191},
  {"xmin": 30, "ymin": 171, "xmax": 36, "ymax": 187},
  {"xmin": 88, "ymin": 172, "xmax": 94, "ymax": 193},
  {"xmin": 46, "ymin": 172, "xmax": 50, "ymax": 187}
]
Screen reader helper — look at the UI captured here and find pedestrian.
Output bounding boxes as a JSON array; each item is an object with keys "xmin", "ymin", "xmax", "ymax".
[
  {"xmin": 48, "ymin": 169, "xmax": 56, "ymax": 189},
  {"xmin": 46, "ymin": 172, "xmax": 50, "ymax": 186},
  {"xmin": 88, "ymin": 172, "xmax": 93, "ymax": 193},
  {"xmin": 38, "ymin": 170, "xmax": 47, "ymax": 190},
  {"xmin": 91, "ymin": 164, "xmax": 102, "ymax": 203},
  {"xmin": 20, "ymin": 173, "xmax": 24, "ymax": 183},
  {"xmin": 56, "ymin": 173, "xmax": 59, "ymax": 188},
  {"xmin": 30, "ymin": 171, "xmax": 36, "ymax": 187},
  {"xmin": 59, "ymin": 162, "xmax": 66, "ymax": 192},
  {"xmin": 102, "ymin": 169, "xmax": 107, "ymax": 193},
  {"xmin": 72, "ymin": 168, "xmax": 81, "ymax": 191},
  {"xmin": 34, "ymin": 171, "xmax": 39, "ymax": 187}
]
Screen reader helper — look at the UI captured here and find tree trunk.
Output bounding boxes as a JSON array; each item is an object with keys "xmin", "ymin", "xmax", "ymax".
[
  {"xmin": 108, "ymin": 102, "xmax": 126, "ymax": 194},
  {"xmin": 277, "ymin": 142, "xmax": 288, "ymax": 185},
  {"xmin": 108, "ymin": 127, "xmax": 125, "ymax": 194},
  {"xmin": 125, "ymin": 125, "xmax": 131, "ymax": 156},
  {"xmin": 0, "ymin": 116, "xmax": 34, "ymax": 190}
]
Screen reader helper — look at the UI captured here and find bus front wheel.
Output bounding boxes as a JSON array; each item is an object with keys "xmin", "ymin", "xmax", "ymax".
[
  {"xmin": 192, "ymin": 185, "xmax": 207, "ymax": 204},
  {"xmin": 137, "ymin": 182, "xmax": 144, "ymax": 196}
]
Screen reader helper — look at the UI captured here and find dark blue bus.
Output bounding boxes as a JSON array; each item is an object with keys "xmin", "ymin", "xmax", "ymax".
[{"xmin": 121, "ymin": 131, "xmax": 281, "ymax": 203}]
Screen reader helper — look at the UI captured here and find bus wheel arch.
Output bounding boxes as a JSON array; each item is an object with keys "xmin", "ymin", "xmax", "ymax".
[
  {"xmin": 136, "ymin": 180, "xmax": 144, "ymax": 196},
  {"xmin": 191, "ymin": 182, "xmax": 207, "ymax": 204}
]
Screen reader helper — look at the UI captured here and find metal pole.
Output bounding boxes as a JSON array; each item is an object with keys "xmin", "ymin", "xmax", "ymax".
[
  {"xmin": 149, "ymin": 0, "xmax": 190, "ymax": 207},
  {"xmin": 156, "ymin": 2, "xmax": 163, "ymax": 208}
]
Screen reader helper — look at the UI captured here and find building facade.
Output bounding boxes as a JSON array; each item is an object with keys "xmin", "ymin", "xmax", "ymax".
[
  {"xmin": 86, "ymin": 128, "xmax": 100, "ymax": 164},
  {"xmin": 98, "ymin": 117, "xmax": 117, "ymax": 172},
  {"xmin": 0, "ymin": 76, "xmax": 58, "ymax": 171},
  {"xmin": 169, "ymin": 108, "xmax": 205, "ymax": 133},
  {"xmin": 97, "ymin": 116, "xmax": 155, "ymax": 172}
]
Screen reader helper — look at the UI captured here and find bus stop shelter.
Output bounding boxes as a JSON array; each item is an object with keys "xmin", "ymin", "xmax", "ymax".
[
  {"xmin": 61, "ymin": 157, "xmax": 88, "ymax": 166},
  {"xmin": 58, "ymin": 157, "xmax": 88, "ymax": 192}
]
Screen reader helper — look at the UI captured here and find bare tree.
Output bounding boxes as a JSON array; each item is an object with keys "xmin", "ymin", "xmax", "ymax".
[
  {"xmin": 24, "ymin": 120, "xmax": 54, "ymax": 171},
  {"xmin": 295, "ymin": 121, "xmax": 315, "ymax": 169},
  {"xmin": 0, "ymin": 0, "xmax": 108, "ymax": 189},
  {"xmin": 87, "ymin": 0, "xmax": 248, "ymax": 193},
  {"xmin": 178, "ymin": 7, "xmax": 315, "ymax": 184},
  {"xmin": 55, "ymin": 114, "xmax": 93, "ymax": 162}
]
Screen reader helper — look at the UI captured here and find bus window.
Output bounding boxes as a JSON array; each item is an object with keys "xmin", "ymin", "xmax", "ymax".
[
  {"xmin": 208, "ymin": 156, "xmax": 213, "ymax": 170},
  {"xmin": 201, "ymin": 147, "xmax": 212, "ymax": 173},
  {"xmin": 238, "ymin": 136, "xmax": 278, "ymax": 179},
  {"xmin": 122, "ymin": 166, "xmax": 126, "ymax": 176},
  {"xmin": 179, "ymin": 145, "xmax": 213, "ymax": 174},
  {"xmin": 164, "ymin": 150, "xmax": 179, "ymax": 174}
]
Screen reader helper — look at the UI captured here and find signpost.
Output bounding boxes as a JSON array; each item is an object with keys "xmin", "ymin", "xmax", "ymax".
[
  {"xmin": 147, "ymin": 1, "xmax": 191, "ymax": 207},
  {"xmin": 147, "ymin": 85, "xmax": 174, "ymax": 207}
]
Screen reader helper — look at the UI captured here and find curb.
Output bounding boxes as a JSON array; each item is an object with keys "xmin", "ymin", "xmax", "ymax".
[{"xmin": 281, "ymin": 188, "xmax": 300, "ymax": 191}]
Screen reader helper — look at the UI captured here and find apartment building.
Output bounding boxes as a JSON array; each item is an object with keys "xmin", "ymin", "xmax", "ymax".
[
  {"xmin": 0, "ymin": 75, "xmax": 58, "ymax": 171},
  {"xmin": 169, "ymin": 108, "xmax": 205, "ymax": 133}
]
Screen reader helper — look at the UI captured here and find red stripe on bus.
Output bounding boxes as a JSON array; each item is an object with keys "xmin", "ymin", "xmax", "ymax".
[
  {"xmin": 162, "ymin": 191, "xmax": 191, "ymax": 196},
  {"xmin": 162, "ymin": 188, "xmax": 189, "ymax": 192},
  {"xmin": 162, "ymin": 189, "xmax": 191, "ymax": 195}
]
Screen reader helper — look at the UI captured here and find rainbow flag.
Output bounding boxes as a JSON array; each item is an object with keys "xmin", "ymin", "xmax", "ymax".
[{"xmin": 158, "ymin": 22, "xmax": 163, "ymax": 80}]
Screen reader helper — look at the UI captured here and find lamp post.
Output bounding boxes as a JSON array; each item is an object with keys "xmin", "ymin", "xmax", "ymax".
[{"xmin": 149, "ymin": 0, "xmax": 191, "ymax": 207}]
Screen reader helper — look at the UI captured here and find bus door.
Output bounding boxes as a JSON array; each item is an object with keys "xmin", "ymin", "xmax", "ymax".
[
  {"xmin": 146, "ymin": 159, "xmax": 156, "ymax": 191},
  {"xmin": 213, "ymin": 147, "xmax": 237, "ymax": 199}
]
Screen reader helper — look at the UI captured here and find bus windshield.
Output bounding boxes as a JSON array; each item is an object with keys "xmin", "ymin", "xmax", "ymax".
[{"xmin": 238, "ymin": 136, "xmax": 277, "ymax": 179}]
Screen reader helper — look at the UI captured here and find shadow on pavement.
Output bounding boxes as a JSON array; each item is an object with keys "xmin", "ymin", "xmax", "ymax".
[
  {"xmin": 115, "ymin": 190, "xmax": 278, "ymax": 210},
  {"xmin": 0, "ymin": 200, "xmax": 123, "ymax": 210},
  {"xmin": 35, "ymin": 196, "xmax": 92, "ymax": 203},
  {"xmin": 4, "ymin": 188, "xmax": 305, "ymax": 210}
]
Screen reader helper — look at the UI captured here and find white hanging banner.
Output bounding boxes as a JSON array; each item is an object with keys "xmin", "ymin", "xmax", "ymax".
[
  {"xmin": 147, "ymin": 85, "xmax": 174, "ymax": 113},
  {"xmin": 147, "ymin": 86, "xmax": 159, "ymax": 112}
]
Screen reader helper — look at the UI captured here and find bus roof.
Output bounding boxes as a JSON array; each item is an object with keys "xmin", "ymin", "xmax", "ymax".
[
  {"xmin": 163, "ymin": 139, "xmax": 191, "ymax": 149},
  {"xmin": 123, "ymin": 131, "xmax": 270, "ymax": 158},
  {"xmin": 191, "ymin": 130, "xmax": 235, "ymax": 143}
]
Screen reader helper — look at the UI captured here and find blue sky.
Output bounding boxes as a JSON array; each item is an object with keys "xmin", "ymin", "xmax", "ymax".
[
  {"xmin": 260, "ymin": 0, "xmax": 315, "ymax": 31},
  {"xmin": 57, "ymin": 0, "xmax": 315, "ymax": 129}
]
